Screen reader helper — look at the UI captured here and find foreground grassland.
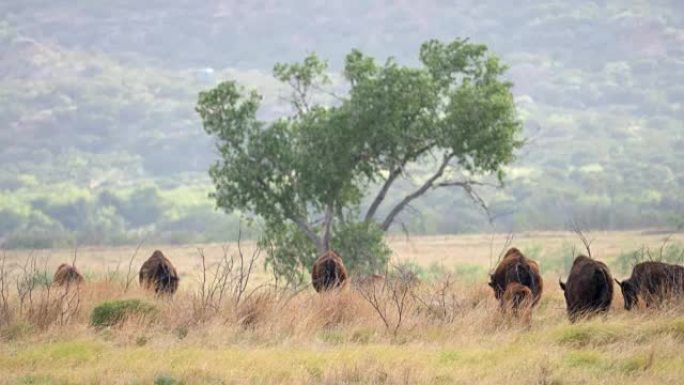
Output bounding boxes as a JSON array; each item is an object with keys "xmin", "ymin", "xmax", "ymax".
[{"xmin": 1, "ymin": 231, "xmax": 683, "ymax": 384}]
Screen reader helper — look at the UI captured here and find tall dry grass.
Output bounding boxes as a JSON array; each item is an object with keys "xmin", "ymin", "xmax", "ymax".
[{"xmin": 0, "ymin": 232, "xmax": 683, "ymax": 384}]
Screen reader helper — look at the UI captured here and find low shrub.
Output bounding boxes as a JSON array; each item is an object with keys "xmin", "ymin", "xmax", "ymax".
[{"xmin": 90, "ymin": 299, "xmax": 156, "ymax": 328}]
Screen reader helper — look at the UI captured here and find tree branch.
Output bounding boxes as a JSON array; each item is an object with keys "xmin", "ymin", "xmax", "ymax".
[
  {"xmin": 321, "ymin": 204, "xmax": 334, "ymax": 251},
  {"xmin": 289, "ymin": 78, "xmax": 310, "ymax": 116},
  {"xmin": 434, "ymin": 179, "xmax": 501, "ymax": 223},
  {"xmin": 291, "ymin": 214, "xmax": 324, "ymax": 253},
  {"xmin": 381, "ymin": 153, "xmax": 453, "ymax": 231},
  {"xmin": 365, "ymin": 167, "xmax": 403, "ymax": 222},
  {"xmin": 364, "ymin": 144, "xmax": 435, "ymax": 222},
  {"xmin": 253, "ymin": 178, "xmax": 323, "ymax": 252}
]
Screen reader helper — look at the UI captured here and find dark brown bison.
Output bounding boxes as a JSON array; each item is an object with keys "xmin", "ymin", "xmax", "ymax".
[
  {"xmin": 559, "ymin": 255, "xmax": 613, "ymax": 322},
  {"xmin": 489, "ymin": 247, "xmax": 543, "ymax": 311},
  {"xmin": 53, "ymin": 263, "xmax": 84, "ymax": 286},
  {"xmin": 311, "ymin": 250, "xmax": 348, "ymax": 292},
  {"xmin": 139, "ymin": 250, "xmax": 179, "ymax": 295},
  {"xmin": 616, "ymin": 261, "xmax": 684, "ymax": 310}
]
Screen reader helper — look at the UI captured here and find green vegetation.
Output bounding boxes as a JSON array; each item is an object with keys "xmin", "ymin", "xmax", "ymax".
[
  {"xmin": 614, "ymin": 242, "xmax": 684, "ymax": 275},
  {"xmin": 90, "ymin": 299, "xmax": 156, "ymax": 328},
  {"xmin": 1, "ymin": 1, "xmax": 683, "ymax": 249},
  {"xmin": 198, "ymin": 39, "xmax": 521, "ymax": 280}
]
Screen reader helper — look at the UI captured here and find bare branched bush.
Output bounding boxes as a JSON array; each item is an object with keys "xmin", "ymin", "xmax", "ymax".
[
  {"xmin": 570, "ymin": 220, "xmax": 594, "ymax": 258},
  {"xmin": 193, "ymin": 231, "xmax": 261, "ymax": 321},
  {"xmin": 124, "ymin": 239, "xmax": 145, "ymax": 292},
  {"xmin": 0, "ymin": 251, "xmax": 11, "ymax": 326},
  {"xmin": 53, "ymin": 281, "xmax": 81, "ymax": 326},
  {"xmin": 235, "ymin": 289, "xmax": 276, "ymax": 328},
  {"xmin": 0, "ymin": 250, "xmax": 87, "ymax": 333},
  {"xmin": 412, "ymin": 274, "xmax": 462, "ymax": 323},
  {"xmin": 355, "ymin": 264, "xmax": 417, "ymax": 335}
]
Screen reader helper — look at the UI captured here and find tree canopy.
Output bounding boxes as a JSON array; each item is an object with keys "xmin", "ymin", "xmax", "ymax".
[{"xmin": 197, "ymin": 38, "xmax": 522, "ymax": 278}]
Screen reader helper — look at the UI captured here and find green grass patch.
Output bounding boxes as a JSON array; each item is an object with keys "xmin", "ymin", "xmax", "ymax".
[
  {"xmin": 453, "ymin": 263, "xmax": 487, "ymax": 283},
  {"xmin": 318, "ymin": 329, "xmax": 346, "ymax": 345},
  {"xmin": 649, "ymin": 318, "xmax": 684, "ymax": 340},
  {"xmin": 554, "ymin": 323, "xmax": 622, "ymax": 347},
  {"xmin": 564, "ymin": 350, "xmax": 606, "ymax": 370},
  {"xmin": 11, "ymin": 340, "xmax": 105, "ymax": 368},
  {"xmin": 18, "ymin": 375, "xmax": 57, "ymax": 385},
  {"xmin": 438, "ymin": 350, "xmax": 464, "ymax": 365},
  {"xmin": 616, "ymin": 352, "xmax": 654, "ymax": 374},
  {"xmin": 154, "ymin": 373, "xmax": 184, "ymax": 385},
  {"xmin": 90, "ymin": 299, "xmax": 157, "ymax": 328}
]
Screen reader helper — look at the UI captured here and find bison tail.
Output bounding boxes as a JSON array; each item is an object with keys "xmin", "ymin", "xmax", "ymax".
[
  {"xmin": 515, "ymin": 263, "xmax": 534, "ymax": 291},
  {"xmin": 322, "ymin": 259, "xmax": 341, "ymax": 289}
]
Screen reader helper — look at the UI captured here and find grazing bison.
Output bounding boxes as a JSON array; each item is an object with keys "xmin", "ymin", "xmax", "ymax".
[
  {"xmin": 559, "ymin": 255, "xmax": 613, "ymax": 322},
  {"xmin": 53, "ymin": 263, "xmax": 84, "ymax": 286},
  {"xmin": 616, "ymin": 261, "xmax": 684, "ymax": 310},
  {"xmin": 139, "ymin": 250, "xmax": 179, "ymax": 295},
  {"xmin": 311, "ymin": 250, "xmax": 348, "ymax": 292},
  {"xmin": 489, "ymin": 247, "xmax": 543, "ymax": 311}
]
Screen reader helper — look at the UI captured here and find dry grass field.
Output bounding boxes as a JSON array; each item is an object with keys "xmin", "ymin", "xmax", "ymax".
[{"xmin": 1, "ymin": 230, "xmax": 683, "ymax": 385}]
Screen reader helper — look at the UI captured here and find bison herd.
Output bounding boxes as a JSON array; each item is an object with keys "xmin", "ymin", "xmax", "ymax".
[
  {"xmin": 488, "ymin": 248, "xmax": 683, "ymax": 322},
  {"xmin": 50, "ymin": 247, "xmax": 683, "ymax": 322},
  {"xmin": 51, "ymin": 250, "xmax": 180, "ymax": 295}
]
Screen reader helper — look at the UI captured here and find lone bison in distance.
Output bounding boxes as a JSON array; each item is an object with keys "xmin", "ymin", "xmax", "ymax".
[
  {"xmin": 53, "ymin": 263, "xmax": 84, "ymax": 287},
  {"xmin": 139, "ymin": 250, "xmax": 179, "ymax": 295},
  {"xmin": 489, "ymin": 247, "xmax": 543, "ymax": 311},
  {"xmin": 311, "ymin": 250, "xmax": 348, "ymax": 293},
  {"xmin": 559, "ymin": 255, "xmax": 613, "ymax": 322},
  {"xmin": 616, "ymin": 261, "xmax": 684, "ymax": 310}
]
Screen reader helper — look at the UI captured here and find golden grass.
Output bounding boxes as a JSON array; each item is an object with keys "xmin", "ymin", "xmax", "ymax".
[{"xmin": 0, "ymin": 230, "xmax": 683, "ymax": 384}]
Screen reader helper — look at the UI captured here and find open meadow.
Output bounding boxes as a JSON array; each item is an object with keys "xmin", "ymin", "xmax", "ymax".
[{"xmin": 1, "ymin": 230, "xmax": 683, "ymax": 385}]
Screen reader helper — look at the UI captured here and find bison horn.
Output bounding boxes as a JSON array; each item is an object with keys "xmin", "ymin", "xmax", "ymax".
[{"xmin": 558, "ymin": 278, "xmax": 566, "ymax": 291}]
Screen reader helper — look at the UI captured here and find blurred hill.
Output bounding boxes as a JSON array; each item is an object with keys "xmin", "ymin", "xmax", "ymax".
[{"xmin": 1, "ymin": 0, "xmax": 683, "ymax": 247}]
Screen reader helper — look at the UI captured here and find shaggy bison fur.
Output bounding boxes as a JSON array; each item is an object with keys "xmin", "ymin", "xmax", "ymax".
[
  {"xmin": 139, "ymin": 250, "xmax": 179, "ymax": 295},
  {"xmin": 502, "ymin": 282, "xmax": 534, "ymax": 321},
  {"xmin": 489, "ymin": 247, "xmax": 543, "ymax": 311},
  {"xmin": 311, "ymin": 250, "xmax": 348, "ymax": 292},
  {"xmin": 559, "ymin": 255, "xmax": 613, "ymax": 322},
  {"xmin": 53, "ymin": 263, "xmax": 84, "ymax": 286},
  {"xmin": 616, "ymin": 261, "xmax": 684, "ymax": 310}
]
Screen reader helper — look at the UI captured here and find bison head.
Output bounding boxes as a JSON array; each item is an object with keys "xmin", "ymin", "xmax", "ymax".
[
  {"xmin": 616, "ymin": 279, "xmax": 638, "ymax": 310},
  {"xmin": 488, "ymin": 274, "xmax": 504, "ymax": 299}
]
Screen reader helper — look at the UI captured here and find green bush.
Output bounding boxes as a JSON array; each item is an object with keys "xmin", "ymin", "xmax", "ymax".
[
  {"xmin": 90, "ymin": 299, "xmax": 157, "ymax": 328},
  {"xmin": 614, "ymin": 242, "xmax": 684, "ymax": 276},
  {"xmin": 331, "ymin": 221, "xmax": 391, "ymax": 275}
]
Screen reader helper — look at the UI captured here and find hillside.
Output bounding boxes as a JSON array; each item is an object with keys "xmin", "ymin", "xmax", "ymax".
[{"xmin": 1, "ymin": 0, "xmax": 683, "ymax": 247}]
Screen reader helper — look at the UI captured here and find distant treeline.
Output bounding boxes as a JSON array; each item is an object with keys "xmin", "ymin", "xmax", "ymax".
[{"xmin": 1, "ymin": 174, "xmax": 681, "ymax": 249}]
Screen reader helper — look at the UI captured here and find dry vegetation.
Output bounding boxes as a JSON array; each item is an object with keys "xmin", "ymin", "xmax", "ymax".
[{"xmin": 1, "ymin": 231, "xmax": 683, "ymax": 385}]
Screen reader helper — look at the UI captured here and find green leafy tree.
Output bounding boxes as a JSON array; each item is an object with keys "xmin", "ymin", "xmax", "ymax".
[{"xmin": 197, "ymin": 39, "xmax": 522, "ymax": 280}]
